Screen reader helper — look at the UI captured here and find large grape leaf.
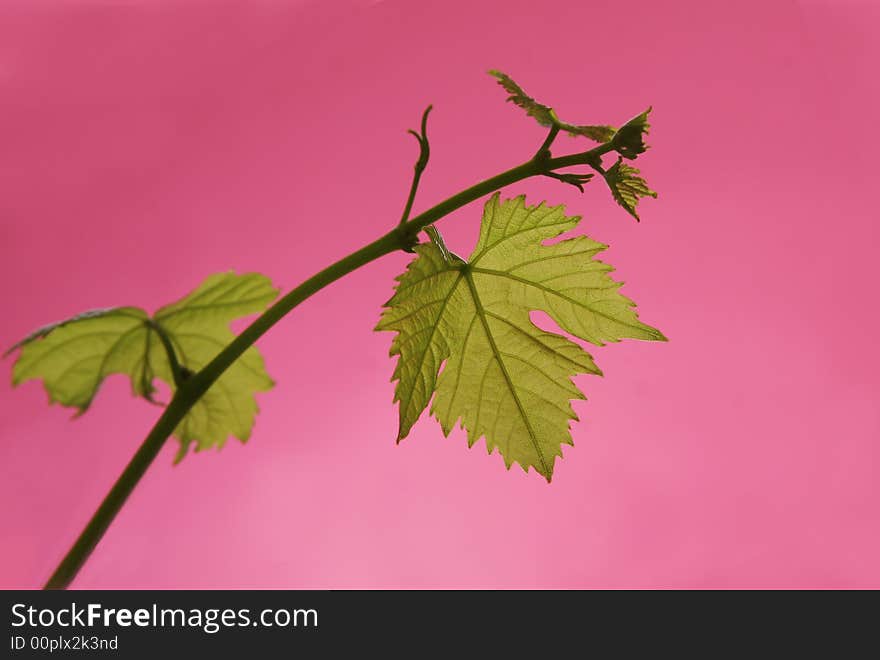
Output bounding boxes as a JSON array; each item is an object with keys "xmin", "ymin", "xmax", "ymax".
[
  {"xmin": 7, "ymin": 272, "xmax": 278, "ymax": 461},
  {"xmin": 376, "ymin": 194, "xmax": 665, "ymax": 481}
]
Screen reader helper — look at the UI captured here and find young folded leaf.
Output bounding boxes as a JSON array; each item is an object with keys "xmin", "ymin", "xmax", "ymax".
[
  {"xmin": 603, "ymin": 158, "xmax": 658, "ymax": 221},
  {"xmin": 8, "ymin": 272, "xmax": 279, "ymax": 462},
  {"xmin": 488, "ymin": 70, "xmax": 617, "ymax": 143},
  {"xmin": 376, "ymin": 194, "xmax": 666, "ymax": 481},
  {"xmin": 612, "ymin": 108, "xmax": 652, "ymax": 159}
]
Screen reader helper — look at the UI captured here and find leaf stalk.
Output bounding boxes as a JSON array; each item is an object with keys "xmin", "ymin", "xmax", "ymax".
[{"xmin": 146, "ymin": 320, "xmax": 184, "ymax": 388}]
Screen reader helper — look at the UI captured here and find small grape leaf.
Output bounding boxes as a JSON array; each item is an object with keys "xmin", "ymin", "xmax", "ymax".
[
  {"xmin": 488, "ymin": 69, "xmax": 556, "ymax": 126},
  {"xmin": 7, "ymin": 272, "xmax": 278, "ymax": 461},
  {"xmin": 603, "ymin": 158, "xmax": 658, "ymax": 221},
  {"xmin": 612, "ymin": 108, "xmax": 652, "ymax": 159},
  {"xmin": 376, "ymin": 194, "xmax": 665, "ymax": 481},
  {"xmin": 488, "ymin": 70, "xmax": 616, "ymax": 144}
]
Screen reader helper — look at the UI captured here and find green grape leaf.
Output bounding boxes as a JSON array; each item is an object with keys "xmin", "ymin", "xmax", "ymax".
[
  {"xmin": 613, "ymin": 108, "xmax": 652, "ymax": 159},
  {"xmin": 603, "ymin": 158, "xmax": 658, "ymax": 221},
  {"xmin": 8, "ymin": 307, "xmax": 155, "ymax": 409},
  {"xmin": 376, "ymin": 194, "xmax": 665, "ymax": 481},
  {"xmin": 152, "ymin": 272, "xmax": 279, "ymax": 461},
  {"xmin": 8, "ymin": 272, "xmax": 279, "ymax": 461},
  {"xmin": 488, "ymin": 70, "xmax": 616, "ymax": 144},
  {"xmin": 488, "ymin": 69, "xmax": 556, "ymax": 127}
]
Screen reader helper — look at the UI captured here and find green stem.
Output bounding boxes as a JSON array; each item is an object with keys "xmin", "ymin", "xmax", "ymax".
[
  {"xmin": 535, "ymin": 125, "xmax": 560, "ymax": 159},
  {"xmin": 44, "ymin": 397, "xmax": 190, "ymax": 589},
  {"xmin": 43, "ymin": 139, "xmax": 616, "ymax": 590}
]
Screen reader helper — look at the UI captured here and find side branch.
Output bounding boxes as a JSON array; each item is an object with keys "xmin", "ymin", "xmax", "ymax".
[
  {"xmin": 534, "ymin": 125, "xmax": 560, "ymax": 160},
  {"xmin": 398, "ymin": 105, "xmax": 433, "ymax": 227}
]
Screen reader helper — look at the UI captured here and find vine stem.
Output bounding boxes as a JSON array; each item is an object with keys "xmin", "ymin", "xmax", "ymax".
[{"xmin": 43, "ymin": 140, "xmax": 616, "ymax": 590}]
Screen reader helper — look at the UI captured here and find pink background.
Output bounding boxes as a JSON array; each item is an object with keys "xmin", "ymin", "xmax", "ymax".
[{"xmin": 1, "ymin": 0, "xmax": 878, "ymax": 589}]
